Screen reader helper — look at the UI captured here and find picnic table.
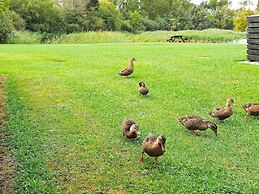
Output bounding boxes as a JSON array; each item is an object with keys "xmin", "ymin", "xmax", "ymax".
[{"xmin": 167, "ymin": 35, "xmax": 186, "ymax": 43}]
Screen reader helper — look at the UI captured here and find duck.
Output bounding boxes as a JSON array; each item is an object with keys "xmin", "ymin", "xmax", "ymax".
[
  {"xmin": 208, "ymin": 99, "xmax": 235, "ymax": 121},
  {"xmin": 242, "ymin": 102, "xmax": 259, "ymax": 118},
  {"xmin": 140, "ymin": 134, "xmax": 166, "ymax": 163},
  {"xmin": 122, "ymin": 119, "xmax": 140, "ymax": 139},
  {"xmin": 139, "ymin": 82, "xmax": 149, "ymax": 96},
  {"xmin": 118, "ymin": 58, "xmax": 136, "ymax": 78},
  {"xmin": 178, "ymin": 115, "xmax": 218, "ymax": 136}
]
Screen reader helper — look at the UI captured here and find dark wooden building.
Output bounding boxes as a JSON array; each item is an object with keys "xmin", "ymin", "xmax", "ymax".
[{"xmin": 247, "ymin": 15, "xmax": 259, "ymax": 62}]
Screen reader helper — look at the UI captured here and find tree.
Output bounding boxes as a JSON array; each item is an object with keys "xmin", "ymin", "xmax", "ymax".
[
  {"xmin": 0, "ymin": 0, "xmax": 9, "ymax": 13},
  {"xmin": 0, "ymin": 0, "xmax": 12, "ymax": 43},
  {"xmin": 189, "ymin": 5, "xmax": 213, "ymax": 30},
  {"xmin": 10, "ymin": 0, "xmax": 63, "ymax": 33},
  {"xmin": 208, "ymin": 0, "xmax": 217, "ymax": 10},
  {"xmin": 240, "ymin": 0, "xmax": 253, "ymax": 8},
  {"xmin": 99, "ymin": 0, "xmax": 122, "ymax": 31},
  {"xmin": 234, "ymin": 9, "xmax": 254, "ymax": 31}
]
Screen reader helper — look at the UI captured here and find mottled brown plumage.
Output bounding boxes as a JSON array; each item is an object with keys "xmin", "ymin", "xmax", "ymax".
[
  {"xmin": 242, "ymin": 102, "xmax": 259, "ymax": 118},
  {"xmin": 209, "ymin": 99, "xmax": 235, "ymax": 121},
  {"xmin": 139, "ymin": 82, "xmax": 149, "ymax": 96},
  {"xmin": 118, "ymin": 58, "xmax": 136, "ymax": 78},
  {"xmin": 122, "ymin": 119, "xmax": 140, "ymax": 139},
  {"xmin": 178, "ymin": 115, "xmax": 218, "ymax": 136},
  {"xmin": 140, "ymin": 134, "xmax": 166, "ymax": 163}
]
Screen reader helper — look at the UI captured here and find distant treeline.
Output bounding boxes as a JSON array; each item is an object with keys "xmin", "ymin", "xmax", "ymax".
[{"xmin": 0, "ymin": 0, "xmax": 258, "ymax": 43}]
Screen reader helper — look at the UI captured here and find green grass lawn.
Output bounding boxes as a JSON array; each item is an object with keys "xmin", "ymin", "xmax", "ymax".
[{"xmin": 0, "ymin": 43, "xmax": 258, "ymax": 193}]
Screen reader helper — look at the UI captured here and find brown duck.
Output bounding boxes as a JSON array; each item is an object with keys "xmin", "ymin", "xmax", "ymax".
[
  {"xmin": 209, "ymin": 99, "xmax": 235, "ymax": 121},
  {"xmin": 242, "ymin": 102, "xmax": 259, "ymax": 118},
  {"xmin": 118, "ymin": 58, "xmax": 136, "ymax": 78},
  {"xmin": 178, "ymin": 115, "xmax": 218, "ymax": 136},
  {"xmin": 122, "ymin": 119, "xmax": 140, "ymax": 139},
  {"xmin": 139, "ymin": 82, "xmax": 149, "ymax": 96},
  {"xmin": 140, "ymin": 134, "xmax": 166, "ymax": 163}
]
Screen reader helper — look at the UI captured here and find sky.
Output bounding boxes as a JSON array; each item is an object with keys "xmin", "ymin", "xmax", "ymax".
[{"xmin": 190, "ymin": 0, "xmax": 258, "ymax": 10}]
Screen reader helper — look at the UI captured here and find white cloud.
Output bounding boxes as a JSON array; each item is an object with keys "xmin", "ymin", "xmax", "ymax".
[{"xmin": 190, "ymin": 0, "xmax": 258, "ymax": 10}]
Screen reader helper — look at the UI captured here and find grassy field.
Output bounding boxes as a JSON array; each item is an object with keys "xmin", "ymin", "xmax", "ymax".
[
  {"xmin": 0, "ymin": 43, "xmax": 258, "ymax": 193},
  {"xmin": 8, "ymin": 29, "xmax": 246, "ymax": 44}
]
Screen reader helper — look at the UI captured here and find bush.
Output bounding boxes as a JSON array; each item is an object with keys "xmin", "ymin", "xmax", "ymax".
[
  {"xmin": 234, "ymin": 9, "xmax": 255, "ymax": 32},
  {"xmin": 7, "ymin": 31, "xmax": 41, "ymax": 44},
  {"xmin": 142, "ymin": 17, "xmax": 159, "ymax": 31},
  {"xmin": 121, "ymin": 20, "xmax": 133, "ymax": 32},
  {"xmin": 9, "ymin": 10, "xmax": 25, "ymax": 31},
  {"xmin": 0, "ymin": 12, "xmax": 13, "ymax": 43},
  {"xmin": 10, "ymin": 0, "xmax": 64, "ymax": 33},
  {"xmin": 129, "ymin": 11, "xmax": 145, "ymax": 33}
]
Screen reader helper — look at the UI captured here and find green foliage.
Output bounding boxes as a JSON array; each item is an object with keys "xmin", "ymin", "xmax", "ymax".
[
  {"xmin": 10, "ymin": 0, "xmax": 63, "ymax": 33},
  {"xmin": 8, "ymin": 10, "xmax": 25, "ymax": 31},
  {"xmin": 8, "ymin": 31, "xmax": 41, "ymax": 44},
  {"xmin": 234, "ymin": 9, "xmax": 255, "ymax": 31},
  {"xmin": 0, "ymin": 0, "xmax": 10, "ymax": 14},
  {"xmin": 0, "ymin": 11, "xmax": 13, "ymax": 43},
  {"xmin": 63, "ymin": 9, "xmax": 89, "ymax": 33},
  {"xmin": 99, "ymin": 0, "xmax": 122, "ymax": 31},
  {"xmin": 1, "ymin": 0, "xmax": 250, "ymax": 36},
  {"xmin": 0, "ymin": 43, "xmax": 258, "ymax": 193},
  {"xmin": 53, "ymin": 29, "xmax": 245, "ymax": 44},
  {"xmin": 128, "ymin": 11, "xmax": 145, "ymax": 32}
]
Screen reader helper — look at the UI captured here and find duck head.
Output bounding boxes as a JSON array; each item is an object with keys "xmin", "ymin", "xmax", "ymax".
[
  {"xmin": 129, "ymin": 124, "xmax": 140, "ymax": 136},
  {"xmin": 131, "ymin": 58, "xmax": 137, "ymax": 64},
  {"xmin": 157, "ymin": 135, "xmax": 166, "ymax": 152},
  {"xmin": 139, "ymin": 82, "xmax": 146, "ymax": 87},
  {"xmin": 226, "ymin": 99, "xmax": 235, "ymax": 107},
  {"xmin": 207, "ymin": 122, "xmax": 218, "ymax": 136},
  {"xmin": 178, "ymin": 116, "xmax": 187, "ymax": 125}
]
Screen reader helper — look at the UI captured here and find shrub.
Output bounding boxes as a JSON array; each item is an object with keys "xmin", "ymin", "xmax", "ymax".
[
  {"xmin": 0, "ymin": 12, "xmax": 13, "ymax": 43},
  {"xmin": 7, "ymin": 30, "xmax": 41, "ymax": 44},
  {"xmin": 9, "ymin": 10, "xmax": 25, "ymax": 30},
  {"xmin": 234, "ymin": 9, "xmax": 255, "ymax": 32}
]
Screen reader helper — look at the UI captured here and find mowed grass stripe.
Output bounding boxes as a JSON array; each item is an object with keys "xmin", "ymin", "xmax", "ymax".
[{"xmin": 0, "ymin": 43, "xmax": 258, "ymax": 193}]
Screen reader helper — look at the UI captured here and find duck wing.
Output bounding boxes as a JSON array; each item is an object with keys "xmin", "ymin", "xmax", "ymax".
[
  {"xmin": 144, "ymin": 134, "xmax": 157, "ymax": 143},
  {"xmin": 210, "ymin": 107, "xmax": 232, "ymax": 119},
  {"xmin": 179, "ymin": 115, "xmax": 203, "ymax": 130},
  {"xmin": 139, "ymin": 87, "xmax": 149, "ymax": 95},
  {"xmin": 249, "ymin": 103, "xmax": 259, "ymax": 115},
  {"xmin": 118, "ymin": 67, "xmax": 133, "ymax": 76},
  {"xmin": 209, "ymin": 107, "xmax": 223, "ymax": 116}
]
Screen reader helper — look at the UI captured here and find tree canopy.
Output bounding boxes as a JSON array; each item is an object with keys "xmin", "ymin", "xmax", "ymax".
[{"xmin": 0, "ymin": 0, "xmax": 258, "ymax": 43}]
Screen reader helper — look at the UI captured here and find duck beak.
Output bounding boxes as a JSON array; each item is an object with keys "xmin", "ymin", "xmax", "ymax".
[{"xmin": 137, "ymin": 131, "xmax": 141, "ymax": 136}]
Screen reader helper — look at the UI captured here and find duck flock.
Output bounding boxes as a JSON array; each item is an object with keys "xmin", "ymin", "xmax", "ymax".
[{"xmin": 118, "ymin": 58, "xmax": 259, "ymax": 163}]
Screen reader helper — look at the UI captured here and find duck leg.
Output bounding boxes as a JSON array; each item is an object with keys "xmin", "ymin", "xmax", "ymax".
[
  {"xmin": 191, "ymin": 130, "xmax": 196, "ymax": 136},
  {"xmin": 140, "ymin": 151, "xmax": 144, "ymax": 163},
  {"xmin": 244, "ymin": 113, "xmax": 248, "ymax": 120}
]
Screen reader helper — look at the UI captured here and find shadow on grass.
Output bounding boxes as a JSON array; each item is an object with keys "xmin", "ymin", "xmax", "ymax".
[
  {"xmin": 182, "ymin": 129, "xmax": 218, "ymax": 139},
  {"xmin": 137, "ymin": 94, "xmax": 155, "ymax": 100},
  {"xmin": 122, "ymin": 136, "xmax": 142, "ymax": 146}
]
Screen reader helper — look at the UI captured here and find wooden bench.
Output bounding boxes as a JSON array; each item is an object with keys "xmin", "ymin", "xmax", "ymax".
[{"xmin": 167, "ymin": 35, "xmax": 186, "ymax": 43}]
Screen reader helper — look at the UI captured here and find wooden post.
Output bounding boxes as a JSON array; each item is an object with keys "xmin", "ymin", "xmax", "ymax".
[{"xmin": 247, "ymin": 15, "xmax": 259, "ymax": 62}]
